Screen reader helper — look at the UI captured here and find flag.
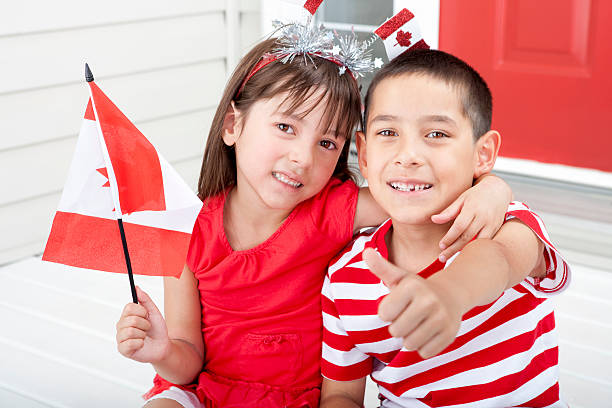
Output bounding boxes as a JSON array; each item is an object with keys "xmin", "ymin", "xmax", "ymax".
[
  {"xmin": 303, "ymin": 0, "xmax": 324, "ymax": 15},
  {"xmin": 375, "ymin": 8, "xmax": 430, "ymax": 61},
  {"xmin": 43, "ymin": 74, "xmax": 202, "ymax": 278}
]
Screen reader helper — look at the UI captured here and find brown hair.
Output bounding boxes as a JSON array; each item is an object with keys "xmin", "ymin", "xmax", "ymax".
[
  {"xmin": 197, "ymin": 38, "xmax": 363, "ymax": 201},
  {"xmin": 363, "ymin": 49, "xmax": 492, "ymax": 140}
]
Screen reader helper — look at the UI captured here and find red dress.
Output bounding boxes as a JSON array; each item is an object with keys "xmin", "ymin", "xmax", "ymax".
[{"xmin": 146, "ymin": 178, "xmax": 359, "ymax": 407}]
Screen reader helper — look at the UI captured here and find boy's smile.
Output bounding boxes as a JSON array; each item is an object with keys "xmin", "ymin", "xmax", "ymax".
[{"xmin": 358, "ymin": 73, "xmax": 479, "ymax": 225}]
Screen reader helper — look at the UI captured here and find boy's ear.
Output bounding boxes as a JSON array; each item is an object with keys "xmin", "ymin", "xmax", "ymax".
[
  {"xmin": 222, "ymin": 101, "xmax": 241, "ymax": 146},
  {"xmin": 473, "ymin": 130, "xmax": 501, "ymax": 178},
  {"xmin": 355, "ymin": 131, "xmax": 368, "ymax": 179}
]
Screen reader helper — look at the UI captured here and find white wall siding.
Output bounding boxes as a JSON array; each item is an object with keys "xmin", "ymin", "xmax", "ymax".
[
  {"xmin": 0, "ymin": 1, "xmax": 261, "ymax": 265},
  {"xmin": 0, "ymin": 1, "xmax": 228, "ymax": 36}
]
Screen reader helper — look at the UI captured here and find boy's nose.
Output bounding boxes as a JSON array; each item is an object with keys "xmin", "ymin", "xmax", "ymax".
[{"xmin": 394, "ymin": 138, "xmax": 424, "ymax": 167}]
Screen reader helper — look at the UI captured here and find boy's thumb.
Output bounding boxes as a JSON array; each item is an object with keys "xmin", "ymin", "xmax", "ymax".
[{"xmin": 363, "ymin": 248, "xmax": 406, "ymax": 287}]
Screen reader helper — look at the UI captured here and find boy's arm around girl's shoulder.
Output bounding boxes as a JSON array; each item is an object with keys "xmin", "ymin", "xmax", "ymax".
[
  {"xmin": 354, "ymin": 173, "xmax": 513, "ymax": 261},
  {"xmin": 431, "ymin": 218, "xmax": 547, "ymax": 311},
  {"xmin": 116, "ymin": 264, "xmax": 204, "ymax": 385}
]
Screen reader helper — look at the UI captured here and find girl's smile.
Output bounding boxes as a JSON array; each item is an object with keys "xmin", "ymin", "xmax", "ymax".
[{"xmin": 272, "ymin": 171, "xmax": 304, "ymax": 188}]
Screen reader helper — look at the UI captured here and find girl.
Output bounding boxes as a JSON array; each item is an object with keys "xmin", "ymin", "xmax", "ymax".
[{"xmin": 115, "ymin": 30, "xmax": 511, "ymax": 408}]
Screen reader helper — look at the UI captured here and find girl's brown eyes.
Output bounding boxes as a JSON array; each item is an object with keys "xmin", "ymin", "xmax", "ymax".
[
  {"xmin": 320, "ymin": 140, "xmax": 337, "ymax": 150},
  {"xmin": 276, "ymin": 123, "xmax": 294, "ymax": 134}
]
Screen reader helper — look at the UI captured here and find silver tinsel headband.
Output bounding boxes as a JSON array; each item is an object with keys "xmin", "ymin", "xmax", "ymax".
[
  {"xmin": 236, "ymin": 20, "xmax": 379, "ymax": 97},
  {"xmin": 270, "ymin": 19, "xmax": 376, "ymax": 78}
]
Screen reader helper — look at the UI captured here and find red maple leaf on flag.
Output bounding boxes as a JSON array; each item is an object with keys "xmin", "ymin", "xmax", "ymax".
[
  {"xmin": 395, "ymin": 30, "xmax": 412, "ymax": 47},
  {"xmin": 96, "ymin": 167, "xmax": 110, "ymax": 187},
  {"xmin": 96, "ymin": 167, "xmax": 115, "ymax": 211}
]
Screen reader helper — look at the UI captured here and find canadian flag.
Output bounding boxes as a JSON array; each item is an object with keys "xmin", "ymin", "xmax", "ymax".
[
  {"xmin": 302, "ymin": 0, "xmax": 324, "ymax": 14},
  {"xmin": 42, "ymin": 74, "xmax": 202, "ymax": 278},
  {"xmin": 375, "ymin": 8, "xmax": 430, "ymax": 61}
]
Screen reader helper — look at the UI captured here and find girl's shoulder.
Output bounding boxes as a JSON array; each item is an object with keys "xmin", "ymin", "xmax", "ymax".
[
  {"xmin": 302, "ymin": 177, "xmax": 359, "ymax": 243},
  {"xmin": 187, "ymin": 190, "xmax": 230, "ymax": 274},
  {"xmin": 195, "ymin": 187, "xmax": 235, "ymax": 230},
  {"xmin": 200, "ymin": 189, "xmax": 228, "ymax": 215},
  {"xmin": 311, "ymin": 177, "xmax": 358, "ymax": 203},
  {"xmin": 192, "ymin": 189, "xmax": 228, "ymax": 236}
]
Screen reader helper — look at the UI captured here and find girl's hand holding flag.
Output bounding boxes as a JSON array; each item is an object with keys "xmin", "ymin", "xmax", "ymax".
[{"xmin": 116, "ymin": 286, "xmax": 170, "ymax": 364}]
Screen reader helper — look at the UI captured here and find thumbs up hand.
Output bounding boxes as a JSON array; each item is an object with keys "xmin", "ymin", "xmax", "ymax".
[{"xmin": 363, "ymin": 248, "xmax": 466, "ymax": 359}]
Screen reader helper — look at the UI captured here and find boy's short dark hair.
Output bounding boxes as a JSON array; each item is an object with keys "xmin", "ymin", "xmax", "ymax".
[{"xmin": 364, "ymin": 49, "xmax": 492, "ymax": 140}]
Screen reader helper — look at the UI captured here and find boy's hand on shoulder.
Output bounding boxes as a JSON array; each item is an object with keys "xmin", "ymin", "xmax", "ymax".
[
  {"xmin": 432, "ymin": 174, "xmax": 511, "ymax": 262},
  {"xmin": 363, "ymin": 248, "xmax": 467, "ymax": 359},
  {"xmin": 116, "ymin": 286, "xmax": 170, "ymax": 364}
]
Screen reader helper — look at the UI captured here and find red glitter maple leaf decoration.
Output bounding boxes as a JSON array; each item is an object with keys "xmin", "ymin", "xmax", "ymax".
[{"xmin": 395, "ymin": 30, "xmax": 413, "ymax": 47}]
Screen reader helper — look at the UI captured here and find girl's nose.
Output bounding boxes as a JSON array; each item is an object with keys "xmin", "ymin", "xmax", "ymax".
[{"xmin": 289, "ymin": 141, "xmax": 314, "ymax": 168}]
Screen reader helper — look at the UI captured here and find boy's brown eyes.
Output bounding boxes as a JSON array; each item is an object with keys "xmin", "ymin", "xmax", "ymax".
[
  {"xmin": 425, "ymin": 131, "xmax": 449, "ymax": 138},
  {"xmin": 378, "ymin": 129, "xmax": 397, "ymax": 137},
  {"xmin": 377, "ymin": 130, "xmax": 449, "ymax": 138}
]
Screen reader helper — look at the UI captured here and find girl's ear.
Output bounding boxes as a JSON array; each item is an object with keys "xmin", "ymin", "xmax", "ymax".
[
  {"xmin": 222, "ymin": 101, "xmax": 241, "ymax": 146},
  {"xmin": 473, "ymin": 130, "xmax": 501, "ymax": 179},
  {"xmin": 355, "ymin": 131, "xmax": 368, "ymax": 179}
]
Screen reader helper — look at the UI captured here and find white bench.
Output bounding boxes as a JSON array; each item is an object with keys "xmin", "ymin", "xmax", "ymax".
[{"xmin": 0, "ymin": 252, "xmax": 610, "ymax": 407}]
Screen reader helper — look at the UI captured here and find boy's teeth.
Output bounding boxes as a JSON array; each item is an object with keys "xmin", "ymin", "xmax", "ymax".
[
  {"xmin": 390, "ymin": 182, "xmax": 432, "ymax": 192},
  {"xmin": 273, "ymin": 172, "xmax": 302, "ymax": 188}
]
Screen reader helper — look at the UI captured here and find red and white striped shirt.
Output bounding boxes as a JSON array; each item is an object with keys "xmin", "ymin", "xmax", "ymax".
[{"xmin": 322, "ymin": 202, "xmax": 570, "ymax": 408}]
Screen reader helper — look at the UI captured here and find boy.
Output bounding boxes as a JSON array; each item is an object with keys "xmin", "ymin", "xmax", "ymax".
[{"xmin": 320, "ymin": 50, "xmax": 569, "ymax": 407}]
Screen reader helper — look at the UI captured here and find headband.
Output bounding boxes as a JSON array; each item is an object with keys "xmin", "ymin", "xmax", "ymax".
[{"xmin": 235, "ymin": 20, "xmax": 379, "ymax": 98}]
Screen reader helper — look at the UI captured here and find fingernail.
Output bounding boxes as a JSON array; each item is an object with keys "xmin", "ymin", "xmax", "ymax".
[
  {"xmin": 439, "ymin": 254, "xmax": 446, "ymax": 262},
  {"xmin": 439, "ymin": 243, "xmax": 446, "ymax": 250}
]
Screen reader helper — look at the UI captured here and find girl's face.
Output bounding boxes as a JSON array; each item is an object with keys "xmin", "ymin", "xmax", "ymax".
[{"xmin": 224, "ymin": 90, "xmax": 346, "ymax": 212}]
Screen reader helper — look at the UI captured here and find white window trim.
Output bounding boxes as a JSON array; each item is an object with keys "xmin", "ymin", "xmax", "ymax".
[{"xmin": 495, "ymin": 157, "xmax": 612, "ymax": 189}]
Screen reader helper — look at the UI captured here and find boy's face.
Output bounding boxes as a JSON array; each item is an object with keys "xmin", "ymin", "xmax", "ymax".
[{"xmin": 358, "ymin": 74, "xmax": 482, "ymax": 225}]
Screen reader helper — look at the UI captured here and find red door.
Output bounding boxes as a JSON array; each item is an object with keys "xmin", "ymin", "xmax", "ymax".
[{"xmin": 439, "ymin": 0, "xmax": 612, "ymax": 172}]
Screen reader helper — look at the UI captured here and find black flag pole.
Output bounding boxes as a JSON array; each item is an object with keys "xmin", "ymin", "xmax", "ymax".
[
  {"xmin": 118, "ymin": 219, "xmax": 139, "ymax": 304},
  {"xmin": 86, "ymin": 63, "xmax": 139, "ymax": 304}
]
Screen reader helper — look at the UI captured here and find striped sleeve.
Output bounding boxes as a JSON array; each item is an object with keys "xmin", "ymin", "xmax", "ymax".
[
  {"xmin": 321, "ymin": 274, "xmax": 373, "ymax": 381},
  {"xmin": 505, "ymin": 201, "xmax": 571, "ymax": 297}
]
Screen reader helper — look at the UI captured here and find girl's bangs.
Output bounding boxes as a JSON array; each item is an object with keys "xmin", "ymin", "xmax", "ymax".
[{"xmin": 266, "ymin": 58, "xmax": 361, "ymax": 140}]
